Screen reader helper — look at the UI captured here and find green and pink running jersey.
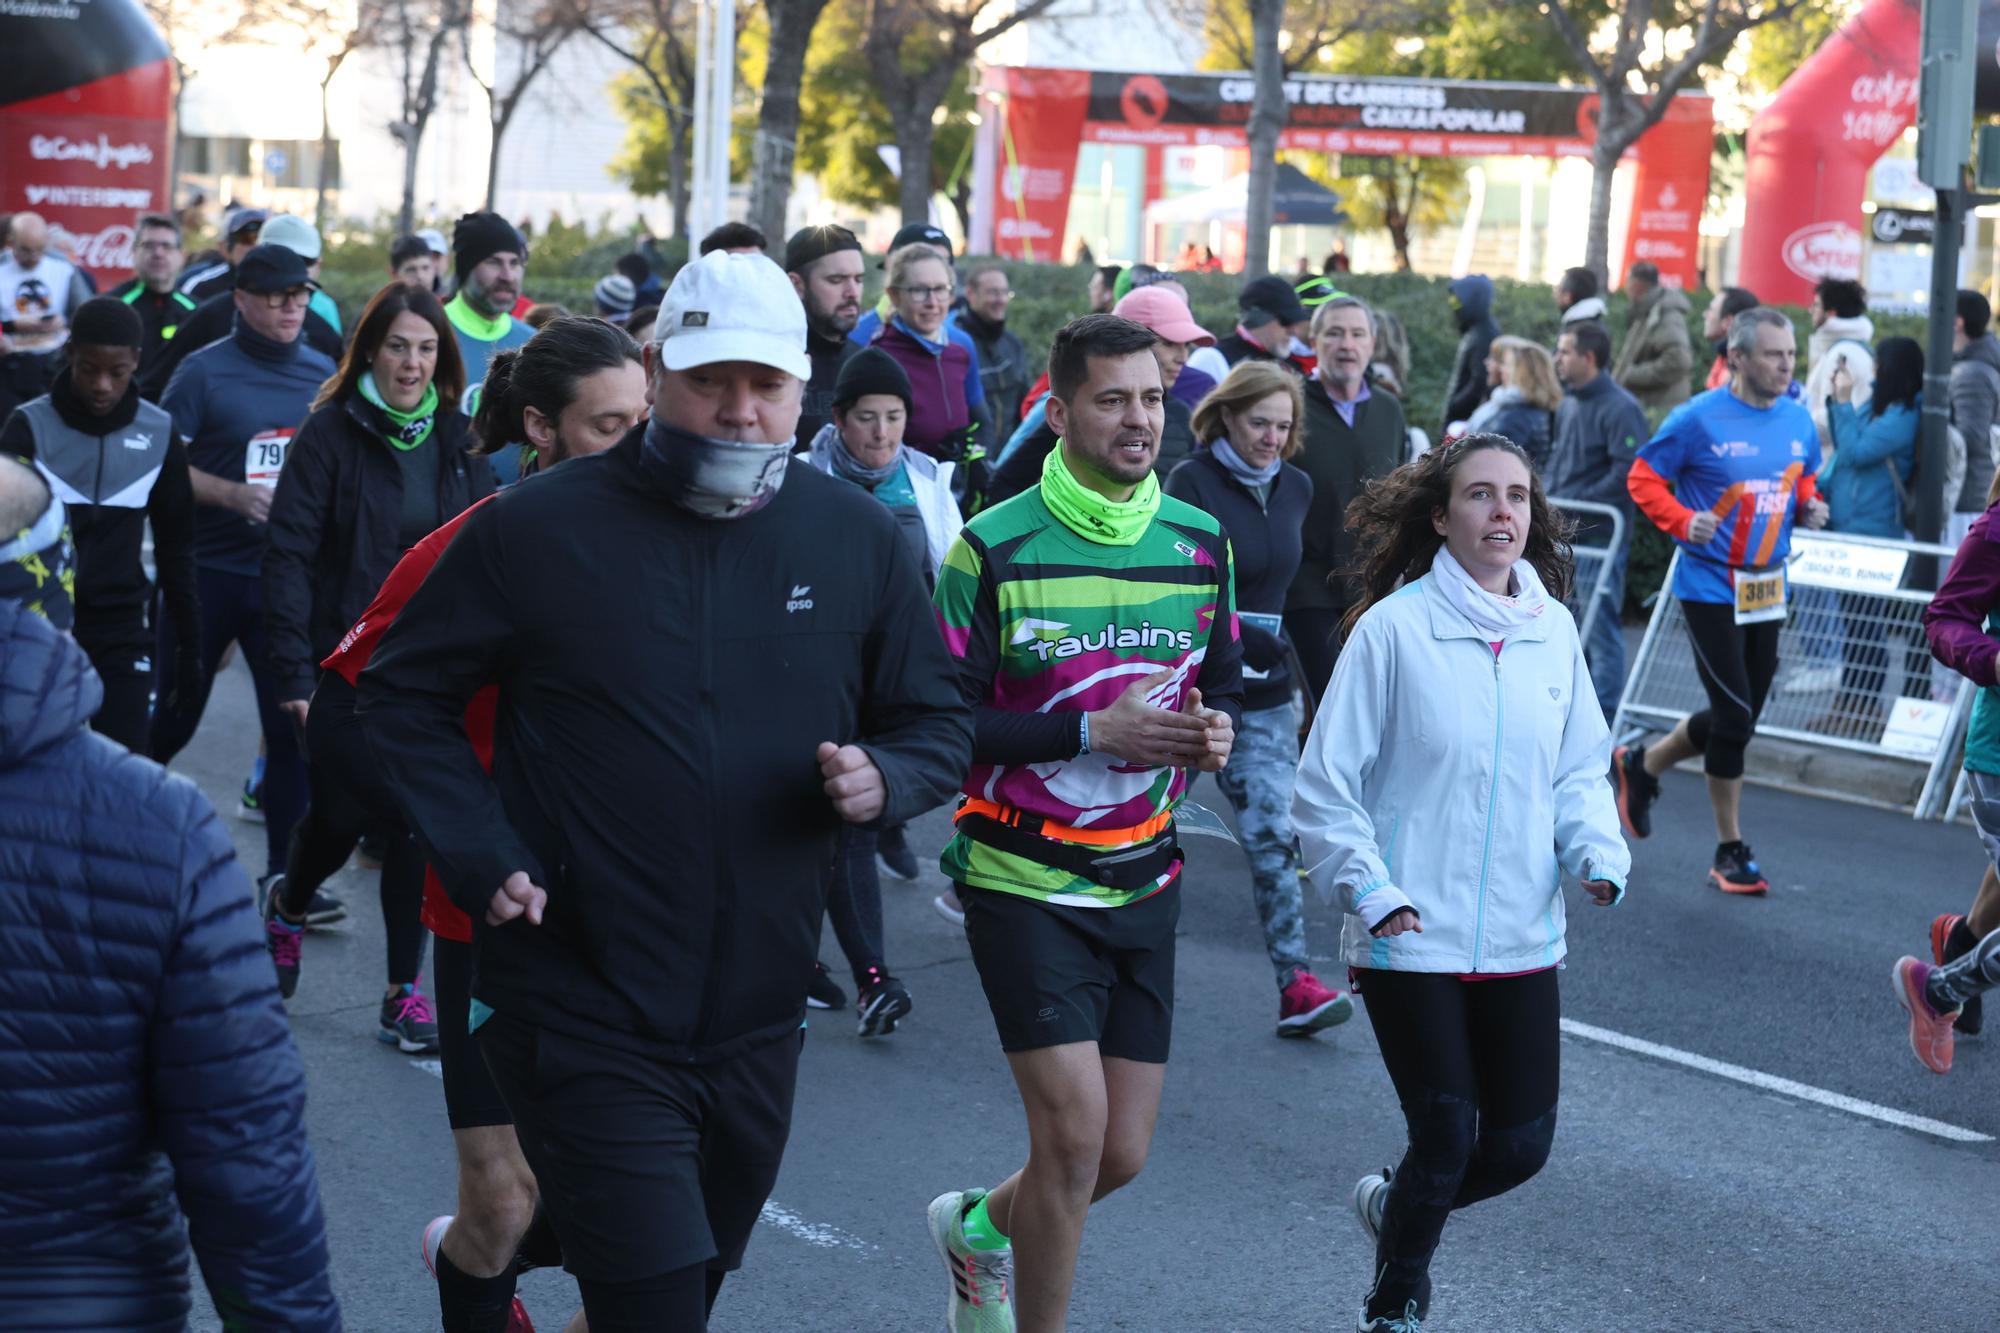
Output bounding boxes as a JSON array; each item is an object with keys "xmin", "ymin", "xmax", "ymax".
[{"xmin": 933, "ymin": 485, "xmax": 1242, "ymax": 907}]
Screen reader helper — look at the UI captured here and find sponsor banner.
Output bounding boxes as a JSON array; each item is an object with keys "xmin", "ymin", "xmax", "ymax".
[
  {"xmin": 1083, "ymin": 71, "xmax": 1608, "ymax": 140},
  {"xmin": 1791, "ymin": 538, "xmax": 1911, "ymax": 594},
  {"xmin": 0, "ymin": 63, "xmax": 172, "ymax": 287},
  {"xmin": 988, "ymin": 67, "xmax": 1092, "ymax": 261},
  {"xmin": 991, "ymin": 65, "xmax": 1710, "ymax": 283}
]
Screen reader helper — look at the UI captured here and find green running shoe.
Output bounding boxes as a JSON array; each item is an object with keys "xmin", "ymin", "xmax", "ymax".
[{"xmin": 927, "ymin": 1189, "xmax": 1014, "ymax": 1332}]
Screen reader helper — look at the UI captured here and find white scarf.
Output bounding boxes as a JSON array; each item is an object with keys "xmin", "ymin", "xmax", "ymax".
[{"xmin": 1430, "ymin": 544, "xmax": 1547, "ymax": 640}]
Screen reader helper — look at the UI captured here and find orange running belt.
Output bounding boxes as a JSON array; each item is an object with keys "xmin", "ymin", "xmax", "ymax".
[{"xmin": 955, "ymin": 797, "xmax": 1173, "ymax": 847}]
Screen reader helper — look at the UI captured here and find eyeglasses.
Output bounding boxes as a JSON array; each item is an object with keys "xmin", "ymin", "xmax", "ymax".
[
  {"xmin": 260, "ymin": 287, "xmax": 312, "ymax": 310},
  {"xmin": 897, "ymin": 285, "xmax": 953, "ymax": 303}
]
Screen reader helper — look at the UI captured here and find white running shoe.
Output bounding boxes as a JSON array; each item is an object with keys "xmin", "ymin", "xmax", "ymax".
[
  {"xmin": 927, "ymin": 1189, "xmax": 1014, "ymax": 1332},
  {"xmin": 1352, "ymin": 1167, "xmax": 1392, "ymax": 1246}
]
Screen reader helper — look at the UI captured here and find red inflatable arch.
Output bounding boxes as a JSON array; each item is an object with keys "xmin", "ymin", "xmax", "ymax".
[{"xmin": 1738, "ymin": 0, "xmax": 1921, "ymax": 306}]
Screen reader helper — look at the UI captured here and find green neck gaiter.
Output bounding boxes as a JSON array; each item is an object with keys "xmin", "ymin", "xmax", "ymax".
[
  {"xmin": 445, "ymin": 292, "xmax": 511, "ymax": 341},
  {"xmin": 1039, "ymin": 439, "xmax": 1161, "ymax": 545},
  {"xmin": 358, "ymin": 372, "xmax": 439, "ymax": 451}
]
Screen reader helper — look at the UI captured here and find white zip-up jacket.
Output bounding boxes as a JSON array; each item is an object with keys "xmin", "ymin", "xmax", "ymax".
[{"xmin": 1292, "ymin": 571, "xmax": 1630, "ymax": 974}]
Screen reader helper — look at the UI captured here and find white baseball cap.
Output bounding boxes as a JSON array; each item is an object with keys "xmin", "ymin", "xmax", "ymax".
[
  {"xmin": 652, "ymin": 250, "xmax": 810, "ymax": 381},
  {"xmin": 259, "ymin": 214, "xmax": 322, "ymax": 261},
  {"xmin": 416, "ymin": 227, "xmax": 449, "ymax": 256}
]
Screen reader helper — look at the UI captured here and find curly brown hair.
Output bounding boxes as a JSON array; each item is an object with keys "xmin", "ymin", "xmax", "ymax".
[{"xmin": 1339, "ymin": 432, "xmax": 1575, "ymax": 641}]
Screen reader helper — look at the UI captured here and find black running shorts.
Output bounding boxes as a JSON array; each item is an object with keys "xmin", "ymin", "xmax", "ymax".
[
  {"xmin": 432, "ymin": 936, "xmax": 510, "ymax": 1131},
  {"xmin": 476, "ymin": 1013, "xmax": 802, "ymax": 1283},
  {"xmin": 960, "ymin": 880, "xmax": 1179, "ymax": 1063}
]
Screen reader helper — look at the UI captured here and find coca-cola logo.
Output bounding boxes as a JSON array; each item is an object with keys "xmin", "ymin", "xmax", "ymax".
[
  {"xmin": 50, "ymin": 224, "xmax": 136, "ymax": 272},
  {"xmin": 1781, "ymin": 221, "xmax": 1862, "ymax": 281},
  {"xmin": 30, "ymin": 134, "xmax": 155, "ymax": 171}
]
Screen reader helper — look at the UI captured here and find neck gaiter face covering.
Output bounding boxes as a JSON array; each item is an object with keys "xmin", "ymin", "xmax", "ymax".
[{"xmin": 641, "ymin": 416, "xmax": 793, "ymax": 519}]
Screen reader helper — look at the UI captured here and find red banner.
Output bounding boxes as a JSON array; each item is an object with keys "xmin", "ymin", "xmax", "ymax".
[
  {"xmin": 986, "ymin": 65, "xmax": 1712, "ymax": 285},
  {"xmin": 989, "ymin": 67, "xmax": 1092, "ymax": 262},
  {"xmin": 0, "ymin": 60, "xmax": 175, "ymax": 287},
  {"xmin": 1618, "ymin": 93, "xmax": 1715, "ymax": 289}
]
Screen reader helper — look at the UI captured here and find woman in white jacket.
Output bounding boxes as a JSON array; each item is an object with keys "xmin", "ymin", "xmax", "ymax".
[{"xmin": 1292, "ymin": 432, "xmax": 1630, "ymax": 1333}]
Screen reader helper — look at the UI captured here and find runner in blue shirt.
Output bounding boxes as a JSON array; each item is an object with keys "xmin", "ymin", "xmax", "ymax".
[{"xmin": 1613, "ymin": 307, "xmax": 1828, "ymax": 894}]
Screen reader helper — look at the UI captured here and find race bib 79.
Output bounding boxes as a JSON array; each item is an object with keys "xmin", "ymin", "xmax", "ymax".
[{"xmin": 245, "ymin": 429, "xmax": 293, "ymax": 488}]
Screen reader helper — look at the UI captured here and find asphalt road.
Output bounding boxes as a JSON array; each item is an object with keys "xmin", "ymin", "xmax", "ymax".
[{"xmin": 172, "ymin": 656, "xmax": 2000, "ymax": 1333}]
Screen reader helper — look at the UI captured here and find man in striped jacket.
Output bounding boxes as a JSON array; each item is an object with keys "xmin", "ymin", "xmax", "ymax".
[{"xmin": 925, "ymin": 313, "xmax": 1243, "ymax": 1333}]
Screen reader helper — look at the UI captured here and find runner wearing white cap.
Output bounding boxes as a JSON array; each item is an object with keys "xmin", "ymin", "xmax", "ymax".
[{"xmin": 358, "ymin": 250, "xmax": 972, "ymax": 1329}]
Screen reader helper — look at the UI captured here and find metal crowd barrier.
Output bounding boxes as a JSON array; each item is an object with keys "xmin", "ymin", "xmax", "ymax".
[
  {"xmin": 1551, "ymin": 498, "xmax": 1625, "ymax": 648},
  {"xmin": 1612, "ymin": 531, "xmax": 1973, "ymax": 819}
]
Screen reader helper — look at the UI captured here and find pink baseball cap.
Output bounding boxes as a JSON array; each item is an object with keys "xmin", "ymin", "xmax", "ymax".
[{"xmin": 1115, "ymin": 286, "xmax": 1215, "ymax": 347}]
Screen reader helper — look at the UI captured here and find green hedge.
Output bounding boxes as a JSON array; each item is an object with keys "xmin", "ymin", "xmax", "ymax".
[{"xmin": 314, "ymin": 228, "xmax": 1926, "ymax": 620}]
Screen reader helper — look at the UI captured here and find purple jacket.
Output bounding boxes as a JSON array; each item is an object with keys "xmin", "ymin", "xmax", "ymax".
[
  {"xmin": 872, "ymin": 318, "xmax": 981, "ymax": 459},
  {"xmin": 1924, "ymin": 505, "xmax": 2000, "ymax": 687}
]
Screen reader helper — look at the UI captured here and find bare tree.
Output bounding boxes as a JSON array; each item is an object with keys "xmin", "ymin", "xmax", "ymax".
[
  {"xmin": 861, "ymin": 0, "xmax": 1064, "ymax": 226},
  {"xmin": 379, "ymin": 0, "xmax": 472, "ymax": 235},
  {"xmin": 1233, "ymin": 0, "xmax": 1391, "ymax": 278},
  {"xmin": 262, "ymin": 0, "xmax": 384, "ymax": 229},
  {"xmin": 573, "ymin": 0, "xmax": 698, "ymax": 238},
  {"xmin": 461, "ymin": 2, "xmax": 582, "ymax": 211},
  {"xmin": 1544, "ymin": 0, "xmax": 1809, "ymax": 282},
  {"xmin": 748, "ymin": 0, "xmax": 834, "ymax": 245},
  {"xmin": 142, "ymin": 0, "xmax": 269, "ymax": 196}
]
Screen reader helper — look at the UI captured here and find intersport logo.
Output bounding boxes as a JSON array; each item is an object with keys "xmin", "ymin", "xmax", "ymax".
[
  {"xmin": 1780, "ymin": 221, "xmax": 1861, "ymax": 282},
  {"xmin": 30, "ymin": 134, "xmax": 154, "ymax": 171}
]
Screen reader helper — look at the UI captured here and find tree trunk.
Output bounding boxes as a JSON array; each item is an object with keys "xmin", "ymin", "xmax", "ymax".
[
  {"xmin": 399, "ymin": 20, "xmax": 452, "ymax": 235},
  {"xmin": 484, "ymin": 120, "xmax": 504, "ymax": 212},
  {"xmin": 1244, "ymin": 0, "xmax": 1286, "ymax": 278},
  {"xmin": 894, "ymin": 108, "xmax": 936, "ymax": 226},
  {"xmin": 668, "ymin": 118, "xmax": 692, "ymax": 240},
  {"xmin": 748, "ymin": 0, "xmax": 828, "ymax": 245},
  {"xmin": 1583, "ymin": 90, "xmax": 1641, "ymax": 286},
  {"xmin": 315, "ymin": 70, "xmax": 336, "ymax": 231},
  {"xmin": 1585, "ymin": 135, "xmax": 1620, "ymax": 285}
]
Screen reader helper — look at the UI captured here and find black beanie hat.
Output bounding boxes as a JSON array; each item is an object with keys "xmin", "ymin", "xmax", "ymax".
[
  {"xmin": 453, "ymin": 211, "xmax": 527, "ymax": 288},
  {"xmin": 833, "ymin": 347, "xmax": 913, "ymax": 413},
  {"xmin": 68, "ymin": 296, "xmax": 144, "ymax": 349}
]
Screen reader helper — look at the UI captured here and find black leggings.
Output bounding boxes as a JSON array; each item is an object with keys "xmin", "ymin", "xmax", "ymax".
[
  {"xmin": 1681, "ymin": 600, "xmax": 1780, "ymax": 780},
  {"xmin": 151, "ymin": 566, "xmax": 307, "ymax": 875},
  {"xmin": 281, "ymin": 673, "xmax": 427, "ymax": 986},
  {"xmin": 826, "ymin": 824, "xmax": 885, "ymax": 985},
  {"xmin": 1357, "ymin": 968, "xmax": 1560, "ymax": 1319}
]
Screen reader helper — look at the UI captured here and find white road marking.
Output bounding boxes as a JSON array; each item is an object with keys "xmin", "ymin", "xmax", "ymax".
[
  {"xmin": 1560, "ymin": 1018, "xmax": 1993, "ymax": 1144},
  {"xmin": 757, "ymin": 1201, "xmax": 875, "ymax": 1251},
  {"xmin": 410, "ymin": 1059, "xmax": 443, "ymax": 1079}
]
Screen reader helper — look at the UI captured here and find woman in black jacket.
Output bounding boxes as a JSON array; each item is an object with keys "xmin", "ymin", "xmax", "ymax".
[
  {"xmin": 261, "ymin": 281, "xmax": 490, "ymax": 1049},
  {"xmin": 1167, "ymin": 360, "xmax": 1354, "ymax": 1040},
  {"xmin": 1463, "ymin": 335, "xmax": 1560, "ymax": 469}
]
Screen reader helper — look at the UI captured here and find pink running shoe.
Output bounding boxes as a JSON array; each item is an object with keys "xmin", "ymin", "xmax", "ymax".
[
  {"xmin": 422, "ymin": 1214, "xmax": 537, "ymax": 1333},
  {"xmin": 1277, "ymin": 968, "xmax": 1355, "ymax": 1038},
  {"xmin": 1893, "ymin": 956, "xmax": 1958, "ymax": 1075}
]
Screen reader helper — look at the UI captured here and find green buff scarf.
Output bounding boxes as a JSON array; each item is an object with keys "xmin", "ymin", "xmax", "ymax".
[
  {"xmin": 1039, "ymin": 440, "xmax": 1161, "ymax": 545},
  {"xmin": 358, "ymin": 372, "xmax": 439, "ymax": 451}
]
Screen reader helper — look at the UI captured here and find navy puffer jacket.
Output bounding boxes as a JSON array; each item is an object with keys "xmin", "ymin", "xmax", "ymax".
[{"xmin": 0, "ymin": 602, "xmax": 340, "ymax": 1331}]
